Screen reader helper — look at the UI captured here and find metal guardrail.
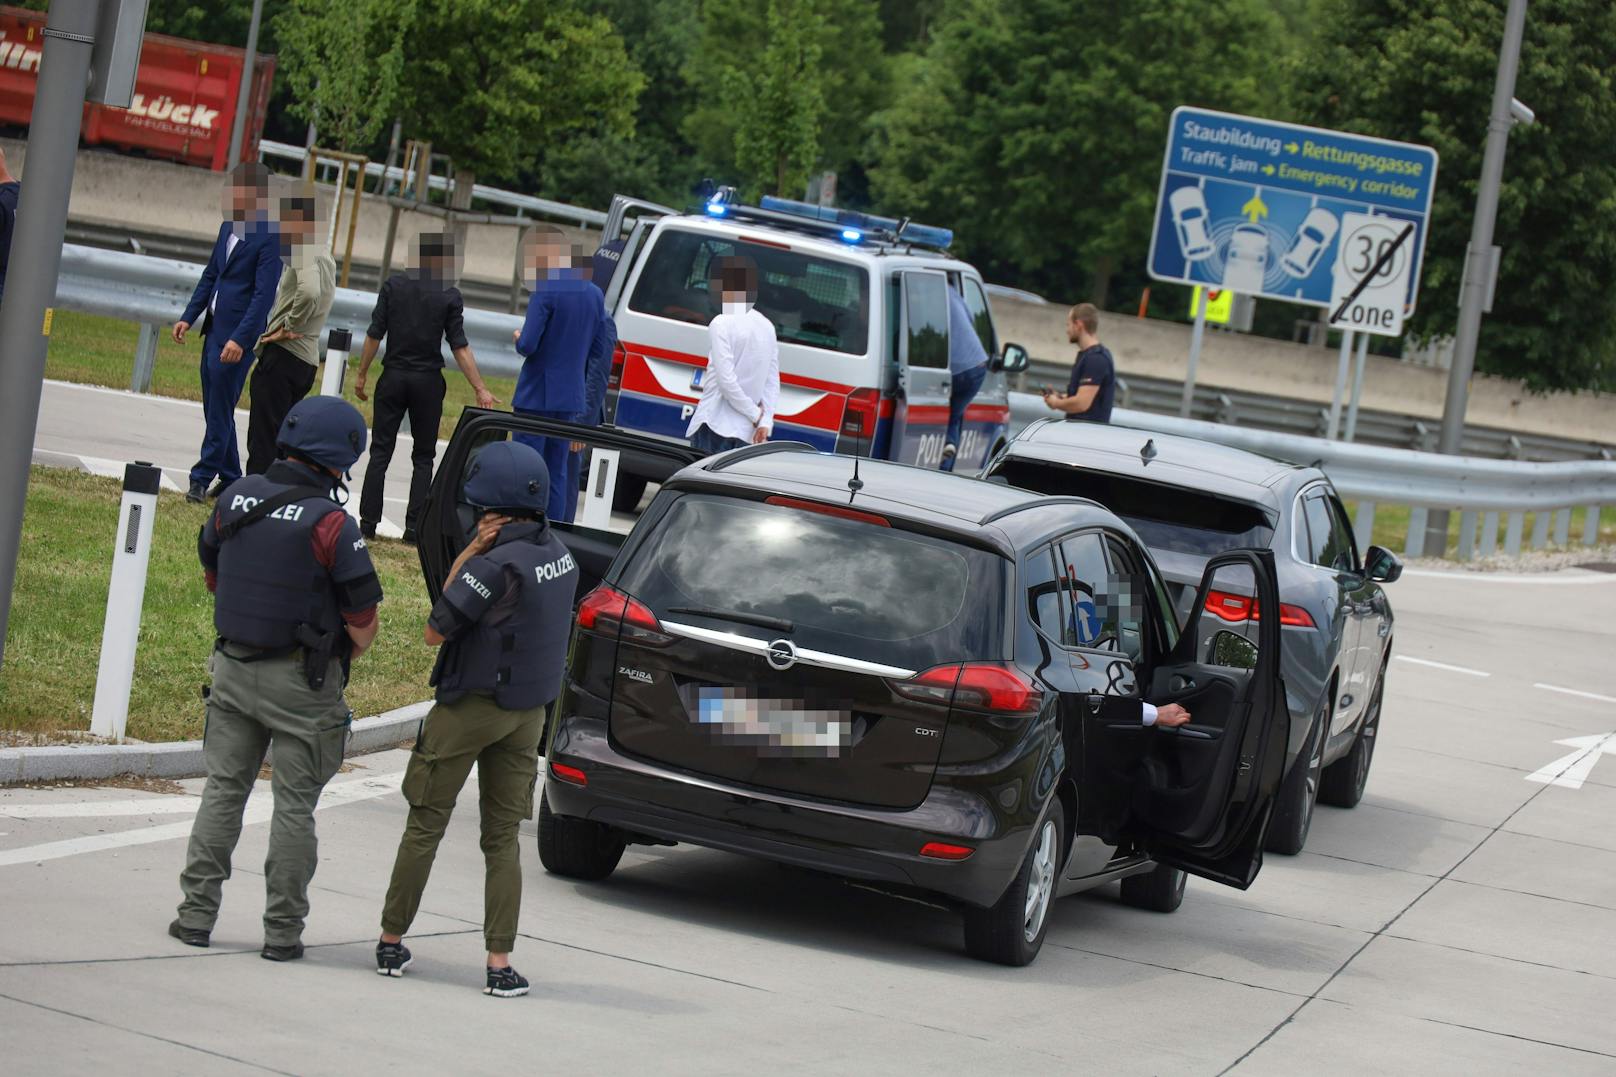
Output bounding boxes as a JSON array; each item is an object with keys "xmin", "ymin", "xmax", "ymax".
[
  {"xmin": 1007, "ymin": 393, "xmax": 1614, "ymax": 559},
  {"xmin": 259, "ymin": 140, "xmax": 608, "ymax": 230},
  {"xmin": 49, "ymin": 243, "xmax": 1611, "ymax": 560}
]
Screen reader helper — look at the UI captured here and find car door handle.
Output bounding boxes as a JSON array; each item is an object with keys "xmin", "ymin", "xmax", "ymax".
[
  {"xmin": 1170, "ymin": 674, "xmax": 1196, "ymax": 692},
  {"xmin": 1378, "ymin": 621, "xmax": 1390, "ymax": 638}
]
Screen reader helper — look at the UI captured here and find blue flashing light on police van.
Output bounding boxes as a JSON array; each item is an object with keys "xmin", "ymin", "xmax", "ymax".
[
  {"xmin": 840, "ymin": 228, "xmax": 862, "ymax": 244},
  {"xmin": 705, "ymin": 201, "xmax": 728, "ymax": 217},
  {"xmin": 897, "ymin": 222, "xmax": 954, "ymax": 248},
  {"xmin": 757, "ymin": 195, "xmax": 952, "ymax": 249}
]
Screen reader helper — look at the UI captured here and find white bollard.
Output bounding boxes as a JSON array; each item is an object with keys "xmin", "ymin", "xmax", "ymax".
[
  {"xmin": 321, "ymin": 327, "xmax": 352, "ymax": 397},
  {"xmin": 578, "ymin": 448, "xmax": 620, "ymax": 532},
  {"xmin": 90, "ymin": 462, "xmax": 162, "ymax": 742}
]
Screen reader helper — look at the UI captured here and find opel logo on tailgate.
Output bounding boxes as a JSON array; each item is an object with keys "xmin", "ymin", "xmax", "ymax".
[{"xmin": 766, "ymin": 638, "xmax": 798, "ymax": 671}]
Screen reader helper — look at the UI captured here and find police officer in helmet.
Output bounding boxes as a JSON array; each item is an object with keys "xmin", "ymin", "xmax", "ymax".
[
  {"xmin": 376, "ymin": 439, "xmax": 579, "ymax": 997},
  {"xmin": 171, "ymin": 396, "xmax": 383, "ymax": 961}
]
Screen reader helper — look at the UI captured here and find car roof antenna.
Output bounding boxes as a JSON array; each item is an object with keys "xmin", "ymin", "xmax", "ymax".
[
  {"xmin": 848, "ymin": 455, "xmax": 864, "ymax": 499},
  {"xmin": 1140, "ymin": 438, "xmax": 1158, "ymax": 464}
]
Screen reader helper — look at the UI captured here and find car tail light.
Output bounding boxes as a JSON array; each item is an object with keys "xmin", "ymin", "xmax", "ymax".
[
  {"xmin": 841, "ymin": 387, "xmax": 879, "ymax": 439},
  {"xmin": 1204, "ymin": 589, "xmax": 1315, "ymax": 628},
  {"xmin": 550, "ymin": 761, "xmax": 588, "ymax": 786},
  {"xmin": 765, "ymin": 495, "xmax": 890, "ymax": 528},
  {"xmin": 576, "ymin": 583, "xmax": 672, "ymax": 644},
  {"xmin": 607, "ymin": 341, "xmax": 628, "ymax": 391},
  {"xmin": 896, "ymin": 663, "xmax": 1043, "ymax": 715},
  {"xmin": 919, "ymin": 841, "xmax": 974, "ymax": 861}
]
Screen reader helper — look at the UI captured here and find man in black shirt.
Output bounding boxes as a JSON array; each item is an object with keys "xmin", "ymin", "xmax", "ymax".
[
  {"xmin": 356, "ymin": 234, "xmax": 500, "ymax": 541},
  {"xmin": 1043, "ymin": 302, "xmax": 1115, "ymax": 423}
]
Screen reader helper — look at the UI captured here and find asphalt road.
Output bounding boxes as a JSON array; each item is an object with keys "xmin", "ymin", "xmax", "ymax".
[{"xmin": 3, "ymin": 560, "xmax": 1614, "ymax": 1073}]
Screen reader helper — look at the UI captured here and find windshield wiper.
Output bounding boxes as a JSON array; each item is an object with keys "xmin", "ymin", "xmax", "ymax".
[{"xmin": 666, "ymin": 606, "xmax": 794, "ymax": 634}]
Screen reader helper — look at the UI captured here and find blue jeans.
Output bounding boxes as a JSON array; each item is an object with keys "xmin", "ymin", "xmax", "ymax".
[
  {"xmin": 191, "ymin": 334, "xmax": 256, "ymax": 487},
  {"xmin": 513, "ymin": 410, "xmax": 582, "ymax": 524},
  {"xmin": 941, "ymin": 364, "xmax": 987, "ymax": 472}
]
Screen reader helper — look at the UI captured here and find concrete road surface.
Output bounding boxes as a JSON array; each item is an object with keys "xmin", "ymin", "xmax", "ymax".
[{"xmin": 2, "ymin": 566, "xmax": 1614, "ymax": 1074}]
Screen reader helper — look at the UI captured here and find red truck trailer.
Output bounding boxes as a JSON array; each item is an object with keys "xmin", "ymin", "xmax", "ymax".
[{"xmin": 0, "ymin": 6, "xmax": 275, "ymax": 171}]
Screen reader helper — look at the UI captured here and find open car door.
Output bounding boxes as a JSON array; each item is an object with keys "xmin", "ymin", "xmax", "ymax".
[
  {"xmin": 1077, "ymin": 549, "xmax": 1289, "ymax": 889},
  {"xmin": 417, "ymin": 408, "xmax": 702, "ymax": 604}
]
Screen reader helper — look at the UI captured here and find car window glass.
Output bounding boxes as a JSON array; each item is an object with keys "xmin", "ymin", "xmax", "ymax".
[
  {"xmin": 1024, "ymin": 544, "xmax": 1065, "ymax": 645},
  {"xmin": 1302, "ymin": 493, "xmax": 1334, "ymax": 568},
  {"xmin": 1057, "ymin": 532, "xmax": 1115, "ymax": 650},
  {"xmin": 1326, "ymin": 495, "xmax": 1360, "ymax": 572},
  {"xmin": 1102, "ymin": 536, "xmax": 1150, "ymax": 666},
  {"xmin": 628, "ymin": 227, "xmax": 870, "ymax": 355},
  {"xmin": 902, "ymin": 272, "xmax": 950, "ymax": 369},
  {"xmin": 963, "ymin": 278, "xmax": 997, "ymax": 356}
]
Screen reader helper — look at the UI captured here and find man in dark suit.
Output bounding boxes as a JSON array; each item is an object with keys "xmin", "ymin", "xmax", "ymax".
[{"xmin": 173, "ymin": 162, "xmax": 284, "ymax": 503}]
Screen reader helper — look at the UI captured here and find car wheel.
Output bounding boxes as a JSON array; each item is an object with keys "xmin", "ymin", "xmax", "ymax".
[
  {"xmin": 1321, "ymin": 659, "xmax": 1385, "ymax": 809},
  {"xmin": 537, "ymin": 790, "xmax": 625, "ymax": 880},
  {"xmin": 1119, "ymin": 862, "xmax": 1187, "ymax": 913},
  {"xmin": 963, "ymin": 812, "xmax": 1063, "ymax": 967},
  {"xmin": 611, "ymin": 474, "xmax": 649, "ymax": 514},
  {"xmin": 1264, "ymin": 695, "xmax": 1328, "ymax": 855}
]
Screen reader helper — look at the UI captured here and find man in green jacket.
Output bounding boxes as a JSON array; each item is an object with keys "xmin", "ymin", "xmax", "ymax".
[{"xmin": 245, "ymin": 196, "xmax": 338, "ymax": 475}]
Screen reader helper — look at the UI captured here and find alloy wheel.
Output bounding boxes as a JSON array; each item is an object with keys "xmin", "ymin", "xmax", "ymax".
[{"xmin": 1023, "ymin": 819, "xmax": 1058, "ymax": 944}]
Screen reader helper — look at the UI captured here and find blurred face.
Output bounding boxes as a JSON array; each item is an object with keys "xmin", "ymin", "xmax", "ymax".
[
  {"xmin": 525, "ymin": 235, "xmax": 571, "ymax": 278},
  {"xmin": 225, "ymin": 179, "xmax": 265, "ymax": 222},
  {"xmin": 281, "ymin": 211, "xmax": 314, "ymax": 247}
]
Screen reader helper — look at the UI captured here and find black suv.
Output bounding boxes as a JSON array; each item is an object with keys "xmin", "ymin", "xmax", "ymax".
[{"xmin": 419, "ymin": 413, "xmax": 1290, "ymax": 966}]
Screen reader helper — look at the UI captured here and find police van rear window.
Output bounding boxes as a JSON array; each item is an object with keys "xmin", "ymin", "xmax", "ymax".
[
  {"xmin": 628, "ymin": 228, "xmax": 870, "ymax": 356},
  {"xmin": 619, "ymin": 494, "xmax": 1004, "ymax": 671}
]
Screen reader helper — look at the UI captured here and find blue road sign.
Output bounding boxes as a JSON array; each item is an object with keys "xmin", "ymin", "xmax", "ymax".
[
  {"xmin": 1071, "ymin": 598, "xmax": 1101, "ymax": 646},
  {"xmin": 1148, "ymin": 107, "xmax": 1438, "ymax": 312}
]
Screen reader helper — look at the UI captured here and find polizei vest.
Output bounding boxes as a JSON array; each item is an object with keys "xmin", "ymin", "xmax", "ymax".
[
  {"xmin": 211, "ymin": 471, "xmax": 347, "ymax": 648},
  {"xmin": 432, "ymin": 529, "xmax": 580, "ymax": 710}
]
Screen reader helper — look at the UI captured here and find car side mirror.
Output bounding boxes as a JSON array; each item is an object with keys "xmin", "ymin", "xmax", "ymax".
[
  {"xmin": 998, "ymin": 342, "xmax": 1030, "ymax": 373},
  {"xmin": 1365, "ymin": 545, "xmax": 1403, "ymax": 583},
  {"xmin": 1209, "ymin": 629, "xmax": 1259, "ymax": 670}
]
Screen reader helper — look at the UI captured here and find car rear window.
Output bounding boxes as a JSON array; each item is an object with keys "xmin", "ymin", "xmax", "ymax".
[
  {"xmin": 994, "ymin": 459, "xmax": 1275, "ymax": 556},
  {"xmin": 618, "ymin": 493, "xmax": 1005, "ymax": 671},
  {"xmin": 627, "ymin": 227, "xmax": 870, "ymax": 355}
]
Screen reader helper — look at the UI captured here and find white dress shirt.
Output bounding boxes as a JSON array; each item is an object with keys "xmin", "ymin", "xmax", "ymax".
[
  {"xmin": 209, "ymin": 229, "xmax": 242, "ymax": 314},
  {"xmin": 686, "ymin": 303, "xmax": 780, "ymax": 443}
]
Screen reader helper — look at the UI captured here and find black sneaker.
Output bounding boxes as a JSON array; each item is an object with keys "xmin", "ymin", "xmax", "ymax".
[
  {"xmin": 484, "ymin": 965, "xmax": 529, "ymax": 998},
  {"xmin": 261, "ymin": 941, "xmax": 305, "ymax": 962},
  {"xmin": 376, "ymin": 940, "xmax": 413, "ymax": 977},
  {"xmin": 168, "ymin": 919, "xmax": 210, "ymax": 948}
]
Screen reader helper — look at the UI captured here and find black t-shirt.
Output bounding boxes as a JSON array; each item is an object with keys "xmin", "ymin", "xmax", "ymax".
[
  {"xmin": 1065, "ymin": 343, "xmax": 1116, "ymax": 423},
  {"xmin": 365, "ymin": 272, "xmax": 470, "ymax": 373}
]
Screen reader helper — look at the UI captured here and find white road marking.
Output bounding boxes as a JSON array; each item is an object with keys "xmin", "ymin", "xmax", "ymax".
[
  {"xmin": 1393, "ymin": 655, "xmax": 1491, "ymax": 677},
  {"xmin": 0, "ymin": 771, "xmax": 404, "ymax": 867},
  {"xmin": 1, "ymin": 797, "xmax": 201, "ymax": 820},
  {"xmin": 1534, "ymin": 683, "xmax": 1616, "ymax": 705},
  {"xmin": 1524, "ymin": 732, "xmax": 1616, "ymax": 790},
  {"xmin": 76, "ymin": 454, "xmax": 184, "ymax": 492}
]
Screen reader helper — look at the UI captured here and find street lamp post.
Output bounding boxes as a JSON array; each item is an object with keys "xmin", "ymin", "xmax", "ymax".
[{"xmin": 226, "ymin": 0, "xmax": 266, "ymax": 169}]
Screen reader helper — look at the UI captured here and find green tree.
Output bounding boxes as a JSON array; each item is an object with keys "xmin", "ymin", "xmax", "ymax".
[
  {"xmin": 870, "ymin": 0, "xmax": 1284, "ymax": 305},
  {"xmin": 275, "ymin": 0, "xmax": 411, "ymax": 154},
  {"xmin": 1292, "ymin": 0, "xmax": 1616, "ymax": 392},
  {"xmin": 392, "ymin": 0, "xmax": 643, "ymax": 189},
  {"xmin": 729, "ymin": 0, "xmax": 826, "ymax": 196}
]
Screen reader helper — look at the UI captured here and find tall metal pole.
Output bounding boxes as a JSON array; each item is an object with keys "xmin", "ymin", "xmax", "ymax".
[
  {"xmin": 0, "ymin": 0, "xmax": 100, "ymax": 668},
  {"xmin": 226, "ymin": 0, "xmax": 265, "ymax": 168},
  {"xmin": 1425, "ymin": 0, "xmax": 1528, "ymax": 555},
  {"xmin": 1343, "ymin": 332, "xmax": 1370, "ymax": 442},
  {"xmin": 1325, "ymin": 329, "xmax": 1355, "ymax": 440},
  {"xmin": 1181, "ymin": 287, "xmax": 1209, "ymax": 418}
]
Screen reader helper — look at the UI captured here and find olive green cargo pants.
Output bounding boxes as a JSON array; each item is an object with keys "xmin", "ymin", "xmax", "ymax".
[
  {"xmin": 176, "ymin": 646, "xmax": 349, "ymax": 947},
  {"xmin": 380, "ymin": 693, "xmax": 545, "ymax": 954}
]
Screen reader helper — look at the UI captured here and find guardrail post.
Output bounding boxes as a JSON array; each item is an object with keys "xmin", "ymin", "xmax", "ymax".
[
  {"xmin": 1409, "ymin": 421, "xmax": 1431, "ymax": 451},
  {"xmin": 1353, "ymin": 500, "xmax": 1375, "ymax": 552},
  {"xmin": 1216, "ymin": 393, "xmax": 1236, "ymax": 425},
  {"xmin": 1530, "ymin": 511, "xmax": 1550, "ymax": 550},
  {"xmin": 1116, "ymin": 377, "xmax": 1132, "ymax": 408},
  {"xmin": 1583, "ymin": 506, "xmax": 1602, "ymax": 546},
  {"xmin": 1315, "ymin": 408, "xmax": 1330, "ymax": 438},
  {"xmin": 1503, "ymin": 512, "xmax": 1525, "ymax": 557},
  {"xmin": 129, "ymin": 323, "xmax": 159, "ymax": 393},
  {"xmin": 1404, "ymin": 507, "xmax": 1428, "ymax": 559},
  {"xmin": 1506, "ymin": 435, "xmax": 1524, "ymax": 461},
  {"xmin": 1553, "ymin": 508, "xmax": 1571, "ymax": 547},
  {"xmin": 1457, "ymin": 511, "xmax": 1478, "ymax": 562},
  {"xmin": 1479, "ymin": 511, "xmax": 1499, "ymax": 557}
]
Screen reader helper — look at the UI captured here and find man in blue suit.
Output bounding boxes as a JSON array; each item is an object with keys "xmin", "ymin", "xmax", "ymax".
[
  {"xmin": 511, "ymin": 226, "xmax": 613, "ymax": 524},
  {"xmin": 173, "ymin": 162, "xmax": 284, "ymax": 503}
]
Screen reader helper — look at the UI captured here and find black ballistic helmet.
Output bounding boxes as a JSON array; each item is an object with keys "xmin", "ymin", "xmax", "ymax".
[
  {"xmin": 463, "ymin": 441, "xmax": 549, "ymax": 518},
  {"xmin": 277, "ymin": 396, "xmax": 368, "ymax": 474}
]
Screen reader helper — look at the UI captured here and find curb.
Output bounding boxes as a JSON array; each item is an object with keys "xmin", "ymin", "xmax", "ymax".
[{"xmin": 0, "ymin": 701, "xmax": 431, "ymax": 785}]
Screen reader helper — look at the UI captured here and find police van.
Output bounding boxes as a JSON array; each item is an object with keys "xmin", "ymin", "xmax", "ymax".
[{"xmin": 596, "ymin": 190, "xmax": 1030, "ymax": 508}]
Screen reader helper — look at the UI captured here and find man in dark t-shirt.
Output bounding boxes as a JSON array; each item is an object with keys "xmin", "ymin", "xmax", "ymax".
[{"xmin": 1043, "ymin": 302, "xmax": 1115, "ymax": 423}]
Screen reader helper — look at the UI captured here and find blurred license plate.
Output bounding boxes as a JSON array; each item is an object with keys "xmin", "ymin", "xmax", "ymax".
[
  {"xmin": 690, "ymin": 367, "xmax": 704, "ymax": 389},
  {"xmin": 692, "ymin": 687, "xmax": 851, "ymax": 757}
]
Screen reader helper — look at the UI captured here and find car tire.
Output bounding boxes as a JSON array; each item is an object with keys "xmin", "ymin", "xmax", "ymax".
[
  {"xmin": 1321, "ymin": 658, "xmax": 1385, "ymax": 809},
  {"xmin": 537, "ymin": 790, "xmax": 625, "ymax": 881},
  {"xmin": 963, "ymin": 811, "xmax": 1063, "ymax": 967},
  {"xmin": 1264, "ymin": 695, "xmax": 1328, "ymax": 855},
  {"xmin": 611, "ymin": 474, "xmax": 648, "ymax": 514},
  {"xmin": 1119, "ymin": 862, "xmax": 1186, "ymax": 913}
]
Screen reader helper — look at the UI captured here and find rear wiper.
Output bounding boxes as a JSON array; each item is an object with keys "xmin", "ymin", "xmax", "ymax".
[{"xmin": 666, "ymin": 606, "xmax": 794, "ymax": 633}]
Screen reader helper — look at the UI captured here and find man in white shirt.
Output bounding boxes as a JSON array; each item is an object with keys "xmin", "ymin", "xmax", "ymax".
[{"xmin": 686, "ymin": 255, "xmax": 779, "ymax": 454}]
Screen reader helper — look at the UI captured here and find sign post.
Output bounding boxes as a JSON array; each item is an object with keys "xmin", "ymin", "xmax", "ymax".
[
  {"xmin": 1180, "ymin": 286, "xmax": 1209, "ymax": 417},
  {"xmin": 1148, "ymin": 107, "xmax": 1437, "ymax": 419}
]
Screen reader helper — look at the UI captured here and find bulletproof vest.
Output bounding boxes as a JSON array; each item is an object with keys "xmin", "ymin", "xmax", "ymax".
[
  {"xmin": 212, "ymin": 466, "xmax": 347, "ymax": 649},
  {"xmin": 433, "ymin": 527, "xmax": 581, "ymax": 710}
]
